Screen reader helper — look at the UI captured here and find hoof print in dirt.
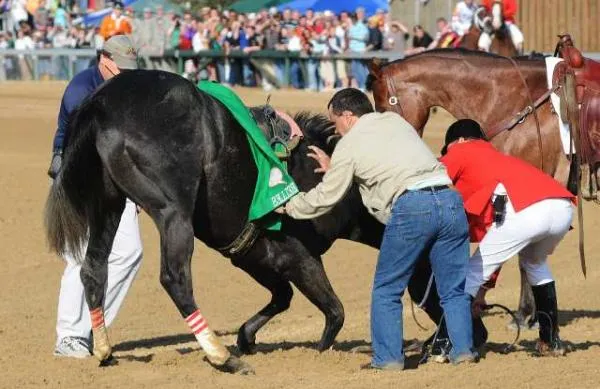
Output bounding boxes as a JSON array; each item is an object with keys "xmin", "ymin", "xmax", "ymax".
[{"xmin": 207, "ymin": 356, "xmax": 255, "ymax": 375}]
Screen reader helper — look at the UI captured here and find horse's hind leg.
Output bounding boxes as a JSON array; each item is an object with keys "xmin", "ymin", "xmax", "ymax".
[
  {"xmin": 154, "ymin": 210, "xmax": 253, "ymax": 374},
  {"xmin": 233, "ymin": 261, "xmax": 293, "ymax": 354},
  {"xmin": 512, "ymin": 267, "xmax": 537, "ymax": 330},
  {"xmin": 80, "ymin": 199, "xmax": 125, "ymax": 362},
  {"xmin": 286, "ymin": 256, "xmax": 344, "ymax": 351}
]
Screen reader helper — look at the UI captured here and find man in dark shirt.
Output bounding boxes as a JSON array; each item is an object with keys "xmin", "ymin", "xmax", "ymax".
[
  {"xmin": 50, "ymin": 35, "xmax": 145, "ymax": 359},
  {"xmin": 405, "ymin": 25, "xmax": 434, "ymax": 56},
  {"xmin": 49, "ymin": 35, "xmax": 139, "ymax": 165}
]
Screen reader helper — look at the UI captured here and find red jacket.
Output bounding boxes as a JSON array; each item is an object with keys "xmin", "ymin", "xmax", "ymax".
[
  {"xmin": 482, "ymin": 0, "xmax": 518, "ymax": 24},
  {"xmin": 440, "ymin": 140, "xmax": 574, "ymax": 242}
]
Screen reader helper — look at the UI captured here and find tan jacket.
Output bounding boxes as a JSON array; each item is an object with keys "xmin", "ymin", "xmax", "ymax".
[{"xmin": 286, "ymin": 112, "xmax": 450, "ymax": 224}]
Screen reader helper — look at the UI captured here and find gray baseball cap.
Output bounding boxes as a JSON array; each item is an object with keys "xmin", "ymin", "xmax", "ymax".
[{"xmin": 102, "ymin": 35, "xmax": 139, "ymax": 70}]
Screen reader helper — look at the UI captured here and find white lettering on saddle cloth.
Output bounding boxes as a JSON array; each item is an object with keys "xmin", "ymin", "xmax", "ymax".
[
  {"xmin": 546, "ymin": 57, "xmax": 575, "ymax": 154},
  {"xmin": 271, "ymin": 182, "xmax": 298, "ymax": 207}
]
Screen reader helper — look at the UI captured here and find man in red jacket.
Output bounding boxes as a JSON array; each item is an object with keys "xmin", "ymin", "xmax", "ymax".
[{"xmin": 440, "ymin": 119, "xmax": 574, "ymax": 357}]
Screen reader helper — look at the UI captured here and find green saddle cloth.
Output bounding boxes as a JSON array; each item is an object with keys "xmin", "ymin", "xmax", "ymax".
[{"xmin": 197, "ymin": 81, "xmax": 299, "ymax": 230}]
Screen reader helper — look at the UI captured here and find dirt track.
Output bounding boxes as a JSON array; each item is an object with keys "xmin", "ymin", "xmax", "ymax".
[{"xmin": 1, "ymin": 82, "xmax": 599, "ymax": 389}]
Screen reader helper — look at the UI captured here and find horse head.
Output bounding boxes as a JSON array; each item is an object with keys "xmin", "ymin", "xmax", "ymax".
[
  {"xmin": 250, "ymin": 104, "xmax": 293, "ymax": 141},
  {"xmin": 473, "ymin": 6, "xmax": 492, "ymax": 34},
  {"xmin": 367, "ymin": 58, "xmax": 397, "ymax": 114}
]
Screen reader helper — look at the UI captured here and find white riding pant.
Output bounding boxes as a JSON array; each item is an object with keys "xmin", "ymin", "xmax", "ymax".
[
  {"xmin": 478, "ymin": 22, "xmax": 524, "ymax": 51},
  {"xmin": 55, "ymin": 199, "xmax": 143, "ymax": 343},
  {"xmin": 465, "ymin": 195, "xmax": 573, "ymax": 297}
]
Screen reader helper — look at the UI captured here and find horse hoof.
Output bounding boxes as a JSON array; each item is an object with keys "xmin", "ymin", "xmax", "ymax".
[
  {"xmin": 93, "ymin": 345, "xmax": 112, "ymax": 362},
  {"xmin": 98, "ymin": 354, "xmax": 118, "ymax": 367},
  {"xmin": 507, "ymin": 319, "xmax": 538, "ymax": 331},
  {"xmin": 212, "ymin": 355, "xmax": 255, "ymax": 375}
]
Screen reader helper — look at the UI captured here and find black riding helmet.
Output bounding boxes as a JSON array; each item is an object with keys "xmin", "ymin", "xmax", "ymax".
[{"xmin": 441, "ymin": 119, "xmax": 487, "ymax": 156}]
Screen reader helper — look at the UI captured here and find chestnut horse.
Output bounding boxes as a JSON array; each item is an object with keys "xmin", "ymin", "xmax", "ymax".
[{"xmin": 368, "ymin": 48, "xmax": 571, "ymax": 328}]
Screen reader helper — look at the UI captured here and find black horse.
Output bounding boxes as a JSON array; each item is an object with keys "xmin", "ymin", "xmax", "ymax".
[
  {"xmin": 45, "ymin": 70, "xmax": 451, "ymax": 374},
  {"xmin": 44, "ymin": 70, "xmax": 383, "ymax": 373}
]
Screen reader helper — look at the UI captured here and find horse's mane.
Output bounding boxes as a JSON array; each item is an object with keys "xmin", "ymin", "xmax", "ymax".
[{"xmin": 292, "ymin": 111, "xmax": 337, "ymax": 155}]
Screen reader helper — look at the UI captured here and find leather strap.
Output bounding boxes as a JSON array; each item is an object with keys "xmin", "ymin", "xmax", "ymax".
[
  {"xmin": 563, "ymin": 71, "xmax": 587, "ymax": 278},
  {"xmin": 216, "ymin": 222, "xmax": 260, "ymax": 258},
  {"xmin": 485, "ymin": 58, "xmax": 555, "ymax": 173}
]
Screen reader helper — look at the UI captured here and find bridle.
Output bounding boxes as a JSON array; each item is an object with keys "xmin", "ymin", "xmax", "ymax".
[{"xmin": 385, "ymin": 75, "xmax": 404, "ymax": 116}]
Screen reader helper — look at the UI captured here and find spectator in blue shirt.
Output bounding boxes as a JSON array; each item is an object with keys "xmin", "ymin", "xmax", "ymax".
[{"xmin": 347, "ymin": 8, "xmax": 370, "ymax": 90}]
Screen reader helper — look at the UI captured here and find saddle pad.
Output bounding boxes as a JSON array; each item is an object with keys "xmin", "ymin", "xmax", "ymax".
[
  {"xmin": 197, "ymin": 81, "xmax": 299, "ymax": 230},
  {"xmin": 546, "ymin": 56, "xmax": 575, "ymax": 154}
]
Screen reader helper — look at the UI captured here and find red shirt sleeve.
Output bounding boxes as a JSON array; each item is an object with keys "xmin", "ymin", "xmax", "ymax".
[{"xmin": 503, "ymin": 0, "xmax": 518, "ymax": 20}]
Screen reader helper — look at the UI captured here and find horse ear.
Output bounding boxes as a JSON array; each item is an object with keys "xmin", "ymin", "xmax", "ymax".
[{"xmin": 368, "ymin": 58, "xmax": 382, "ymax": 78}]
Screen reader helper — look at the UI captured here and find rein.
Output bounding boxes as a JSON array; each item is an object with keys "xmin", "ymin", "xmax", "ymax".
[
  {"xmin": 484, "ymin": 58, "xmax": 570, "ymax": 175},
  {"xmin": 485, "ymin": 84, "xmax": 560, "ymax": 140}
]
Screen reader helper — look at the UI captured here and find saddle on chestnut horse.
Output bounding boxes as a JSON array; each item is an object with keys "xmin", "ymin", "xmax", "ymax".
[
  {"xmin": 552, "ymin": 34, "xmax": 600, "ymax": 169},
  {"xmin": 551, "ymin": 34, "xmax": 600, "ymax": 278}
]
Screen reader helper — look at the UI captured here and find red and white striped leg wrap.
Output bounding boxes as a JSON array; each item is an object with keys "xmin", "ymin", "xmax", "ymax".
[
  {"xmin": 185, "ymin": 310, "xmax": 230, "ymax": 365},
  {"xmin": 90, "ymin": 308, "xmax": 111, "ymax": 360},
  {"xmin": 90, "ymin": 307, "xmax": 105, "ymax": 330}
]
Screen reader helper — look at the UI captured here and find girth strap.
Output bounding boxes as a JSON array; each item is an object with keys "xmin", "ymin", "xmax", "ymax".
[{"xmin": 216, "ymin": 222, "xmax": 261, "ymax": 258}]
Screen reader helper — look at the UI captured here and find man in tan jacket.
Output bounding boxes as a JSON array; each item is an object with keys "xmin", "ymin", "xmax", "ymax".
[{"xmin": 278, "ymin": 88, "xmax": 477, "ymax": 370}]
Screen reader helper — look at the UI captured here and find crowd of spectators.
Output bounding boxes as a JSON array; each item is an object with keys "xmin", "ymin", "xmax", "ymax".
[{"xmin": 0, "ymin": 0, "xmax": 435, "ymax": 90}]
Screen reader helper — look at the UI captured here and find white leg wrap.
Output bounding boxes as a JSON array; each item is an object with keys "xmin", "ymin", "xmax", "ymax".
[
  {"xmin": 478, "ymin": 32, "xmax": 492, "ymax": 51},
  {"xmin": 195, "ymin": 328, "xmax": 231, "ymax": 365}
]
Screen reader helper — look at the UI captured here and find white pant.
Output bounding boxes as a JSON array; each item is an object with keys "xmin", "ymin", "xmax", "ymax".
[
  {"xmin": 478, "ymin": 22, "xmax": 524, "ymax": 51},
  {"xmin": 55, "ymin": 199, "xmax": 143, "ymax": 343},
  {"xmin": 465, "ymin": 197, "xmax": 573, "ymax": 297}
]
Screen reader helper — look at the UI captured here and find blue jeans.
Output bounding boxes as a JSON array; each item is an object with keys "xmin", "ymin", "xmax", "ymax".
[
  {"xmin": 290, "ymin": 59, "xmax": 303, "ymax": 89},
  {"xmin": 306, "ymin": 58, "xmax": 320, "ymax": 91},
  {"xmin": 351, "ymin": 59, "xmax": 368, "ymax": 90},
  {"xmin": 371, "ymin": 187, "xmax": 473, "ymax": 367}
]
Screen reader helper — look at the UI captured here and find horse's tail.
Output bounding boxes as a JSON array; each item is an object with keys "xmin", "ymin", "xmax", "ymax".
[{"xmin": 44, "ymin": 100, "xmax": 105, "ymax": 263}]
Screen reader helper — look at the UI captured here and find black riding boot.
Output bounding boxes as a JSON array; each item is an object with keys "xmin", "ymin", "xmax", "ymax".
[{"xmin": 531, "ymin": 281, "xmax": 566, "ymax": 356}]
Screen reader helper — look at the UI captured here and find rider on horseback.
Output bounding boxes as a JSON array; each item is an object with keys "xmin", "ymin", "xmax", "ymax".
[
  {"xmin": 478, "ymin": 0, "xmax": 524, "ymax": 53},
  {"xmin": 431, "ymin": 17, "xmax": 461, "ymax": 49},
  {"xmin": 452, "ymin": 0, "xmax": 478, "ymax": 37}
]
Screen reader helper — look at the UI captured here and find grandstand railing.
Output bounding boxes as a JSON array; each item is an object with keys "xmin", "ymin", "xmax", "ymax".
[{"xmin": 1, "ymin": 48, "xmax": 600, "ymax": 83}]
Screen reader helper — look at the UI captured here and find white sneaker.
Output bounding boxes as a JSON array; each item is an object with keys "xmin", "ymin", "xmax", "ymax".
[{"xmin": 54, "ymin": 336, "xmax": 92, "ymax": 359}]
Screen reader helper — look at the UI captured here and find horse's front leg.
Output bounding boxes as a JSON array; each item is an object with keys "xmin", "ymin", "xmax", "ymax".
[
  {"xmin": 232, "ymin": 255, "xmax": 294, "ymax": 354},
  {"xmin": 156, "ymin": 211, "xmax": 253, "ymax": 374}
]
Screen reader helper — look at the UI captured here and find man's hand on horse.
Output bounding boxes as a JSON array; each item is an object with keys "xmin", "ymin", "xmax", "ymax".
[
  {"xmin": 274, "ymin": 206, "xmax": 286, "ymax": 214},
  {"xmin": 307, "ymin": 145, "xmax": 330, "ymax": 173}
]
